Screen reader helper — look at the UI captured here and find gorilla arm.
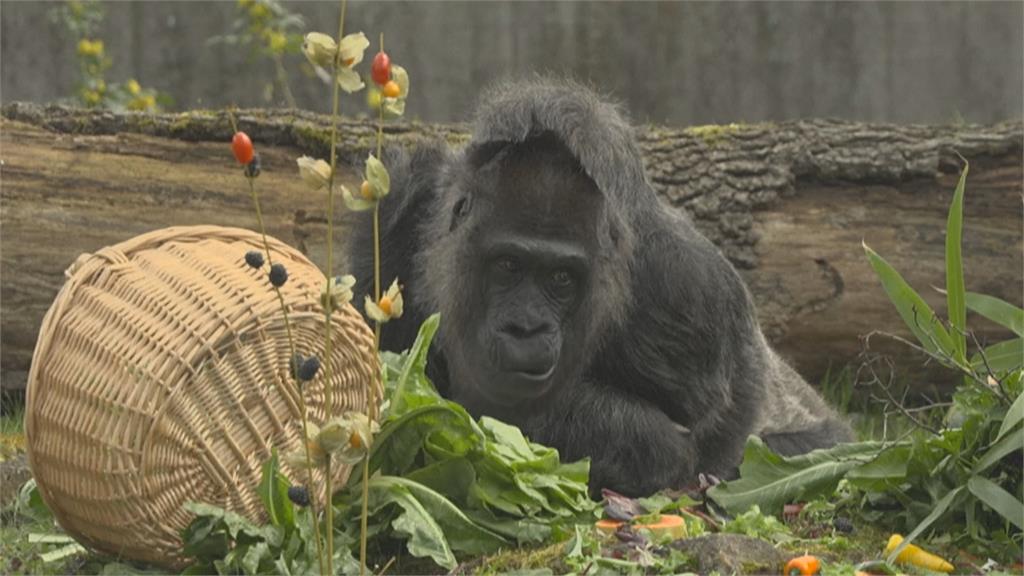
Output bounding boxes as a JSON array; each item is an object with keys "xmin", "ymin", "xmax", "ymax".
[
  {"xmin": 525, "ymin": 378, "xmax": 698, "ymax": 498},
  {"xmin": 588, "ymin": 218, "xmax": 768, "ymax": 489}
]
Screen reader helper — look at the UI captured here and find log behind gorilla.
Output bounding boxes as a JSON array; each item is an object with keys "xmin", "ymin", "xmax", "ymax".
[{"xmin": 347, "ymin": 79, "xmax": 853, "ymax": 496}]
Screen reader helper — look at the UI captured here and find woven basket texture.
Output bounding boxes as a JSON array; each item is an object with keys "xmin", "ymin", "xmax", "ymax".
[{"xmin": 25, "ymin": 225, "xmax": 380, "ymax": 567}]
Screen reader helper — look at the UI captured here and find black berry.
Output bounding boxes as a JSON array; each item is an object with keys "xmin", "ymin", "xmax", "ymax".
[
  {"xmin": 244, "ymin": 250, "xmax": 264, "ymax": 269},
  {"xmin": 833, "ymin": 517, "xmax": 854, "ymax": 534},
  {"xmin": 287, "ymin": 485, "xmax": 310, "ymax": 507},
  {"xmin": 269, "ymin": 263, "xmax": 288, "ymax": 287},
  {"xmin": 289, "ymin": 353, "xmax": 304, "ymax": 380},
  {"xmin": 298, "ymin": 356, "xmax": 321, "ymax": 381},
  {"xmin": 245, "ymin": 153, "xmax": 261, "ymax": 178}
]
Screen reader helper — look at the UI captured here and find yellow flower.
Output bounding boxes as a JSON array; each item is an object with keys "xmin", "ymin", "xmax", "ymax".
[
  {"xmin": 335, "ymin": 32, "xmax": 369, "ymax": 93},
  {"xmin": 77, "ymin": 38, "xmax": 104, "ymax": 57},
  {"xmin": 81, "ymin": 89, "xmax": 101, "ymax": 106},
  {"xmin": 128, "ymin": 94, "xmax": 156, "ymax": 111},
  {"xmin": 283, "ymin": 422, "xmax": 328, "ymax": 470},
  {"xmin": 248, "ymin": 2, "xmax": 269, "ymax": 20},
  {"xmin": 302, "ymin": 32, "xmax": 337, "ymax": 68},
  {"xmin": 341, "ymin": 153, "xmax": 389, "ymax": 211},
  {"xmin": 365, "ymin": 278, "xmax": 404, "ymax": 323},
  {"xmin": 317, "ymin": 412, "xmax": 377, "ymax": 464},
  {"xmin": 366, "ymin": 86, "xmax": 382, "ymax": 110},
  {"xmin": 321, "ymin": 274, "xmax": 356, "ymax": 310},
  {"xmin": 267, "ymin": 31, "xmax": 287, "ymax": 53},
  {"xmin": 126, "ymin": 79, "xmax": 141, "ymax": 95},
  {"xmin": 296, "ymin": 156, "xmax": 332, "ymax": 190}
]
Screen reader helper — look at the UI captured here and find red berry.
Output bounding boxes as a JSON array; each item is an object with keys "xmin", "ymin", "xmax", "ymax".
[
  {"xmin": 382, "ymin": 80, "xmax": 401, "ymax": 99},
  {"xmin": 232, "ymin": 132, "xmax": 254, "ymax": 165},
  {"xmin": 371, "ymin": 51, "xmax": 391, "ymax": 86}
]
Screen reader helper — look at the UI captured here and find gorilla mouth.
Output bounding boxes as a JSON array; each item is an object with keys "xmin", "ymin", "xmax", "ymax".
[
  {"xmin": 510, "ymin": 364, "xmax": 557, "ymax": 381},
  {"xmin": 493, "ymin": 336, "xmax": 559, "ymax": 381}
]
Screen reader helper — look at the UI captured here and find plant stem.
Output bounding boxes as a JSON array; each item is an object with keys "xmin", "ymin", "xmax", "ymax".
[
  {"xmin": 324, "ymin": 1, "xmax": 348, "ymax": 573},
  {"xmin": 248, "ymin": 178, "xmax": 326, "ymax": 576},
  {"xmin": 374, "ymin": 32, "xmax": 385, "ymax": 377},
  {"xmin": 359, "ymin": 30, "xmax": 388, "ymax": 576},
  {"xmin": 273, "ymin": 52, "xmax": 298, "ymax": 109}
]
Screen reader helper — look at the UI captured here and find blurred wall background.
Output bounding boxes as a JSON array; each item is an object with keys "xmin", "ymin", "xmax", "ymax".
[{"xmin": 2, "ymin": 1, "xmax": 1022, "ymax": 126}]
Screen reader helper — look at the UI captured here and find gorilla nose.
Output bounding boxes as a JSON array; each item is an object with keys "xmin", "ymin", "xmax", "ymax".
[
  {"xmin": 496, "ymin": 323, "xmax": 559, "ymax": 376},
  {"xmin": 501, "ymin": 318, "xmax": 553, "ymax": 339}
]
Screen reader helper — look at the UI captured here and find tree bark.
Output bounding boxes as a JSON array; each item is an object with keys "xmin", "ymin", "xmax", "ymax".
[{"xmin": 2, "ymin": 103, "xmax": 1021, "ymax": 391}]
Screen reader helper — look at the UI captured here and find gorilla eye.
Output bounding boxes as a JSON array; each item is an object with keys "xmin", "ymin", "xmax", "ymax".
[
  {"xmin": 551, "ymin": 269, "xmax": 575, "ymax": 289},
  {"xmin": 496, "ymin": 256, "xmax": 521, "ymax": 274}
]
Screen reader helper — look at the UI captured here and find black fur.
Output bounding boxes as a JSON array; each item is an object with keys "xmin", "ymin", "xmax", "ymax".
[{"xmin": 347, "ymin": 79, "xmax": 852, "ymax": 497}]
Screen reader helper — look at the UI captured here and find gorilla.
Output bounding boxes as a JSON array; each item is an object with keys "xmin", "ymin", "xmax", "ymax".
[{"xmin": 347, "ymin": 79, "xmax": 853, "ymax": 497}]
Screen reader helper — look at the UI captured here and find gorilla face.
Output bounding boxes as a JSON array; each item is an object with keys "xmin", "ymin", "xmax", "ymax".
[{"xmin": 446, "ymin": 135, "xmax": 605, "ymax": 410}]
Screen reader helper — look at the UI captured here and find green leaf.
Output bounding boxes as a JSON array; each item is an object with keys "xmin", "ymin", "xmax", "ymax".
[
  {"xmin": 404, "ymin": 457, "xmax": 476, "ymax": 505},
  {"xmin": 706, "ymin": 436, "xmax": 888, "ymax": 515},
  {"xmin": 973, "ymin": 426, "xmax": 1024, "ymax": 474},
  {"xmin": 886, "ymin": 486, "xmax": 965, "ymax": 564},
  {"xmin": 241, "ymin": 541, "xmax": 271, "ymax": 576},
  {"xmin": 967, "ymin": 475, "xmax": 1024, "ymax": 530},
  {"xmin": 971, "ymin": 338, "xmax": 1023, "ymax": 376},
  {"xmin": 863, "ymin": 242, "xmax": 956, "ymax": 360},
  {"xmin": 365, "ymin": 153, "xmax": 391, "ymax": 198},
  {"xmin": 364, "ymin": 404, "xmax": 479, "ymax": 478},
  {"xmin": 480, "ymin": 416, "xmax": 541, "ymax": 463},
  {"xmin": 28, "ymin": 533, "xmax": 77, "ymax": 544},
  {"xmin": 846, "ymin": 444, "xmax": 912, "ymax": 491},
  {"xmin": 382, "ymin": 97, "xmax": 407, "ymax": 120},
  {"xmin": 16, "ymin": 478, "xmax": 52, "ymax": 522},
  {"xmin": 390, "ymin": 314, "xmax": 443, "ymax": 417},
  {"xmin": 945, "ymin": 164, "xmax": 968, "ymax": 363},
  {"xmin": 996, "ymin": 389, "xmax": 1024, "ymax": 441},
  {"xmin": 360, "ymin": 478, "xmax": 455, "ymax": 569},
  {"xmin": 966, "ymin": 292, "xmax": 1024, "ymax": 337},
  {"xmin": 722, "ymin": 505, "xmax": 796, "ymax": 544},
  {"xmin": 39, "ymin": 543, "xmax": 86, "ymax": 563},
  {"xmin": 370, "ymin": 476, "xmax": 508, "ymax": 556},
  {"xmin": 464, "ymin": 509, "xmax": 553, "ymax": 544},
  {"xmin": 258, "ymin": 449, "xmax": 294, "ymax": 531}
]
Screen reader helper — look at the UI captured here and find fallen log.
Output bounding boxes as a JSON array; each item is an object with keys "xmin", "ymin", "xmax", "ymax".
[{"xmin": 2, "ymin": 103, "xmax": 1020, "ymax": 391}]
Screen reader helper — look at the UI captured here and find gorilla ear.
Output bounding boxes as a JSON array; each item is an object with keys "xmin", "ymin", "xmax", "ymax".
[
  {"xmin": 466, "ymin": 140, "xmax": 512, "ymax": 168},
  {"xmin": 450, "ymin": 195, "xmax": 472, "ymax": 231}
]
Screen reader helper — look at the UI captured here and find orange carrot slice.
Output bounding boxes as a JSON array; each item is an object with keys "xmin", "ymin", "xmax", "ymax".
[{"xmin": 595, "ymin": 514, "xmax": 688, "ymax": 539}]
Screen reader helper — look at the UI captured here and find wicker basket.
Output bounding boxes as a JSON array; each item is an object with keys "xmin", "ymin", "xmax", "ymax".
[{"xmin": 25, "ymin": 225, "xmax": 380, "ymax": 567}]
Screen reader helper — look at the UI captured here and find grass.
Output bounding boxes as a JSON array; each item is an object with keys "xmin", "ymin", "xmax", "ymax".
[{"xmin": 818, "ymin": 363, "xmax": 944, "ymax": 442}]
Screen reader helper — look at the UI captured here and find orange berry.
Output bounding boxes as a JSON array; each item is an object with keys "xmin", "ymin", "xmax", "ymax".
[
  {"xmin": 379, "ymin": 296, "xmax": 393, "ymax": 316},
  {"xmin": 360, "ymin": 180, "xmax": 374, "ymax": 200},
  {"xmin": 382, "ymin": 80, "xmax": 400, "ymax": 98},
  {"xmin": 231, "ymin": 132, "xmax": 254, "ymax": 165}
]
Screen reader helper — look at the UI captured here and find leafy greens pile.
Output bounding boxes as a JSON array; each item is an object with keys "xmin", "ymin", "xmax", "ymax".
[{"xmin": 183, "ymin": 314, "xmax": 596, "ymax": 574}]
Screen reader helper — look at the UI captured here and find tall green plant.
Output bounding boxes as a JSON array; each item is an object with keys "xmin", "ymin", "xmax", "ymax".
[
  {"xmin": 711, "ymin": 164, "xmax": 1022, "ymax": 565},
  {"xmin": 862, "ymin": 163, "xmax": 1022, "ymax": 560}
]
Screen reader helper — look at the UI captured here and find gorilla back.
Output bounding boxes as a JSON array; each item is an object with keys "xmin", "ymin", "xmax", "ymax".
[{"xmin": 347, "ymin": 79, "xmax": 853, "ymax": 497}]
